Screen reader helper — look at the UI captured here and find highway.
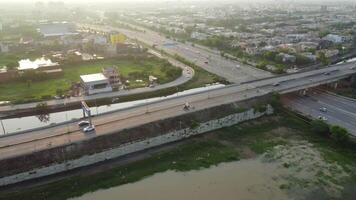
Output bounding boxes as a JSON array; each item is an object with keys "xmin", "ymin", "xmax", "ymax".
[
  {"xmin": 81, "ymin": 23, "xmax": 273, "ymax": 83},
  {"xmin": 1, "ymin": 61, "xmax": 356, "ymax": 159},
  {"xmin": 282, "ymin": 90, "xmax": 356, "ymax": 136}
]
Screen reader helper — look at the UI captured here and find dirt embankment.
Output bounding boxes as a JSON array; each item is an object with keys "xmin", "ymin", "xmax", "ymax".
[{"xmin": 0, "ymin": 95, "xmax": 273, "ymax": 178}]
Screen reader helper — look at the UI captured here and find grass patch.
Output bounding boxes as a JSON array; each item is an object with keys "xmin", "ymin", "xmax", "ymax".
[
  {"xmin": 0, "ymin": 140, "xmax": 239, "ymax": 200},
  {"xmin": 0, "ymin": 57, "xmax": 181, "ymax": 102}
]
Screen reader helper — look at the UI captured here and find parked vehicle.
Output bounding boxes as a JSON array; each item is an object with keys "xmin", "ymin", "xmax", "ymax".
[{"xmin": 78, "ymin": 121, "xmax": 90, "ymax": 127}]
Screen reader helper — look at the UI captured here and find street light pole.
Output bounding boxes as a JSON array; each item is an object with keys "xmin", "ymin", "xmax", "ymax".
[{"xmin": 64, "ymin": 98, "xmax": 69, "ymax": 133}]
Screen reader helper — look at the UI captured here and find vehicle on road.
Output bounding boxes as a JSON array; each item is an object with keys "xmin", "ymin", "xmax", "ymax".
[
  {"xmin": 273, "ymin": 82, "xmax": 280, "ymax": 87},
  {"xmin": 323, "ymin": 72, "xmax": 330, "ymax": 75},
  {"xmin": 319, "ymin": 107, "xmax": 327, "ymax": 112},
  {"xmin": 318, "ymin": 116, "xmax": 328, "ymax": 121},
  {"xmin": 83, "ymin": 125, "xmax": 95, "ymax": 133},
  {"xmin": 204, "ymin": 61, "xmax": 209, "ymax": 64},
  {"xmin": 350, "ymin": 66, "xmax": 356, "ymax": 70},
  {"xmin": 78, "ymin": 121, "xmax": 90, "ymax": 127},
  {"xmin": 183, "ymin": 102, "xmax": 194, "ymax": 111}
]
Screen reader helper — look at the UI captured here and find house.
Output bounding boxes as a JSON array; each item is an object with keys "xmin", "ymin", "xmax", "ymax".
[
  {"xmin": 191, "ymin": 32, "xmax": 208, "ymax": 41},
  {"xmin": 102, "ymin": 67, "xmax": 121, "ymax": 90},
  {"xmin": 38, "ymin": 22, "xmax": 78, "ymax": 38},
  {"xmin": 80, "ymin": 73, "xmax": 112, "ymax": 95},
  {"xmin": 323, "ymin": 34, "xmax": 346, "ymax": 44},
  {"xmin": 278, "ymin": 53, "xmax": 296, "ymax": 63}
]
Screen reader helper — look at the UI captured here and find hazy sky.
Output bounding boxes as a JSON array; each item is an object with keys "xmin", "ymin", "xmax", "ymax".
[{"xmin": 0, "ymin": 0, "xmax": 354, "ymax": 4}]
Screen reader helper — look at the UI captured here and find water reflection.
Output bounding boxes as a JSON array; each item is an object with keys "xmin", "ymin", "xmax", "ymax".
[{"xmin": 70, "ymin": 159, "xmax": 289, "ymax": 200}]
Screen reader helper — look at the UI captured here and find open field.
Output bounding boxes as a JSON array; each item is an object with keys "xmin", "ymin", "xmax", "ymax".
[
  {"xmin": 1, "ymin": 111, "xmax": 355, "ymax": 200},
  {"xmin": 0, "ymin": 57, "xmax": 181, "ymax": 102}
]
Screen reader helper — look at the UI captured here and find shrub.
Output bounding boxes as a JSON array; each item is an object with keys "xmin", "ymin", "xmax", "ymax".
[
  {"xmin": 330, "ymin": 125, "xmax": 349, "ymax": 143},
  {"xmin": 311, "ymin": 120, "xmax": 330, "ymax": 136}
]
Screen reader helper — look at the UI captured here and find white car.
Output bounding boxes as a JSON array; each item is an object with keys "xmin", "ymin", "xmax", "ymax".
[
  {"xmin": 83, "ymin": 125, "xmax": 95, "ymax": 133},
  {"xmin": 78, "ymin": 121, "xmax": 90, "ymax": 127},
  {"xmin": 318, "ymin": 116, "xmax": 328, "ymax": 121},
  {"xmin": 319, "ymin": 107, "xmax": 327, "ymax": 112}
]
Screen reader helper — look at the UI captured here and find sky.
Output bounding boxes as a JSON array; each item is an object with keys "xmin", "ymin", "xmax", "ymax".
[{"xmin": 0, "ymin": 0, "xmax": 355, "ymax": 4}]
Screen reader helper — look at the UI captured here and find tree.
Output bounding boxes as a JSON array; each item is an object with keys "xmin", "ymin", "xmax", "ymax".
[
  {"xmin": 56, "ymin": 89, "xmax": 64, "ymax": 97},
  {"xmin": 330, "ymin": 125, "xmax": 349, "ymax": 143},
  {"xmin": 311, "ymin": 120, "xmax": 330, "ymax": 136},
  {"xmin": 6, "ymin": 62, "xmax": 17, "ymax": 70},
  {"xmin": 317, "ymin": 52, "xmax": 331, "ymax": 66}
]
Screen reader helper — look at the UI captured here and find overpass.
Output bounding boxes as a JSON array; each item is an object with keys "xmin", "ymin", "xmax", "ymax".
[{"xmin": 0, "ymin": 61, "xmax": 356, "ymax": 160}]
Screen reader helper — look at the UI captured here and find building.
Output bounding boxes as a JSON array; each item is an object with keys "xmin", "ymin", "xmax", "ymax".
[
  {"xmin": 80, "ymin": 73, "xmax": 112, "ymax": 95},
  {"xmin": 278, "ymin": 53, "xmax": 296, "ymax": 63},
  {"xmin": 38, "ymin": 22, "xmax": 77, "ymax": 37},
  {"xmin": 323, "ymin": 34, "xmax": 345, "ymax": 44},
  {"xmin": 102, "ymin": 67, "xmax": 121, "ymax": 90}
]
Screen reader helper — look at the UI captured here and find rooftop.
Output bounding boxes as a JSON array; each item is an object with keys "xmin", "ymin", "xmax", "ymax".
[{"xmin": 80, "ymin": 73, "xmax": 108, "ymax": 83}]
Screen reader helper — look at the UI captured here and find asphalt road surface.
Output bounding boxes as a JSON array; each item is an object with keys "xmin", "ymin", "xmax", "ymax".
[
  {"xmin": 282, "ymin": 90, "xmax": 356, "ymax": 136},
  {"xmin": 80, "ymin": 23, "xmax": 273, "ymax": 83},
  {"xmin": 1, "ymin": 61, "xmax": 356, "ymax": 159}
]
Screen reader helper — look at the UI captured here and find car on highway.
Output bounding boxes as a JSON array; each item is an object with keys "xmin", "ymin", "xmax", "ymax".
[
  {"xmin": 78, "ymin": 121, "xmax": 90, "ymax": 127},
  {"xmin": 83, "ymin": 125, "xmax": 95, "ymax": 133},
  {"xmin": 318, "ymin": 116, "xmax": 328, "ymax": 121},
  {"xmin": 323, "ymin": 72, "xmax": 330, "ymax": 75},
  {"xmin": 319, "ymin": 107, "xmax": 327, "ymax": 112},
  {"xmin": 273, "ymin": 82, "xmax": 280, "ymax": 87},
  {"xmin": 350, "ymin": 66, "xmax": 356, "ymax": 70}
]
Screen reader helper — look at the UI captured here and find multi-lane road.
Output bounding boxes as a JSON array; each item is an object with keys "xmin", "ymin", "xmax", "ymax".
[
  {"xmin": 1, "ymin": 61, "xmax": 356, "ymax": 159},
  {"xmin": 282, "ymin": 90, "xmax": 356, "ymax": 136},
  {"xmin": 81, "ymin": 23, "xmax": 273, "ymax": 83}
]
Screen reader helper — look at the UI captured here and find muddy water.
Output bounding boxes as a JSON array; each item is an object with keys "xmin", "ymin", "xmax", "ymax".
[
  {"xmin": 71, "ymin": 159, "xmax": 289, "ymax": 200},
  {"xmin": 70, "ymin": 141, "xmax": 351, "ymax": 200}
]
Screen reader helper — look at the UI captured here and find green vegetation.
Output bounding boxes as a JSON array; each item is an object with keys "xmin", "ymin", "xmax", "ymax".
[
  {"xmin": 310, "ymin": 120, "xmax": 330, "ymax": 136},
  {"xmin": 0, "ymin": 140, "xmax": 239, "ymax": 200},
  {"xmin": 0, "ymin": 57, "xmax": 181, "ymax": 103},
  {"xmin": 310, "ymin": 119, "xmax": 350, "ymax": 143},
  {"xmin": 331, "ymin": 125, "xmax": 350, "ymax": 143},
  {"xmin": 0, "ymin": 109, "xmax": 355, "ymax": 200},
  {"xmin": 0, "ymin": 53, "xmax": 41, "ymax": 67}
]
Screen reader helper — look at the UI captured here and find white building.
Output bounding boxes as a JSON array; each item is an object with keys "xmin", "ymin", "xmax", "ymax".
[
  {"xmin": 191, "ymin": 32, "xmax": 208, "ymax": 40},
  {"xmin": 80, "ymin": 73, "xmax": 112, "ymax": 95},
  {"xmin": 323, "ymin": 34, "xmax": 346, "ymax": 44}
]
